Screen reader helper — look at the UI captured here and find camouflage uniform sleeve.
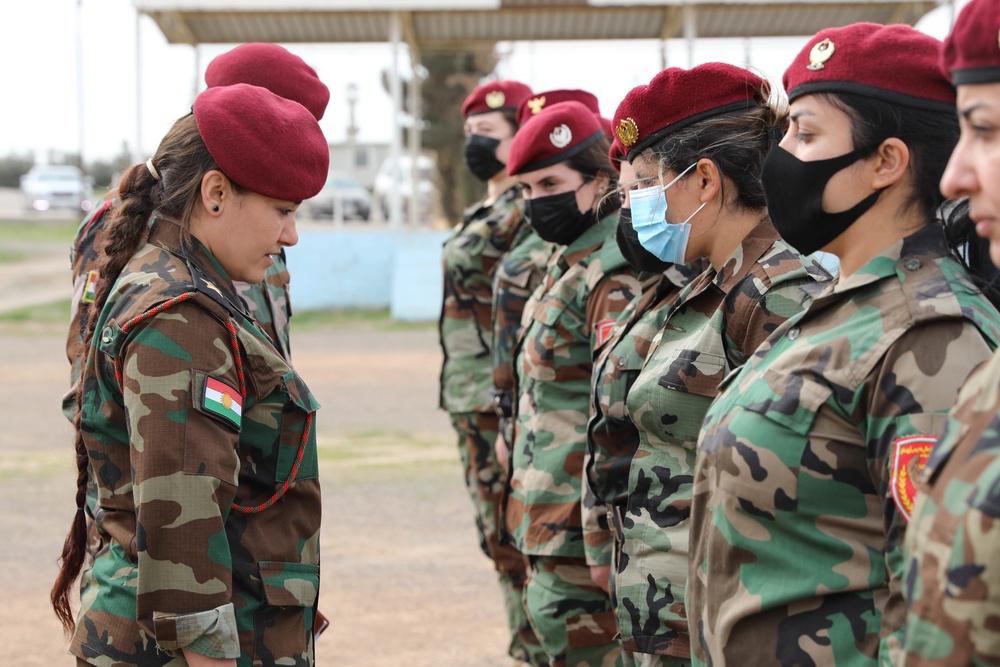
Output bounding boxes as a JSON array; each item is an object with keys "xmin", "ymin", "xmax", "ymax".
[
  {"xmin": 724, "ymin": 273, "xmax": 813, "ymax": 362},
  {"xmin": 859, "ymin": 319, "xmax": 994, "ymax": 665},
  {"xmin": 904, "ymin": 350, "xmax": 1000, "ymax": 665},
  {"xmin": 581, "ymin": 269, "xmax": 642, "ymax": 566},
  {"xmin": 119, "ymin": 301, "xmax": 241, "ymax": 658}
]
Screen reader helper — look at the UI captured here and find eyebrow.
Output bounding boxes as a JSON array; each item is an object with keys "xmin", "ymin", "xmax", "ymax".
[
  {"xmin": 960, "ymin": 102, "xmax": 990, "ymax": 120},
  {"xmin": 789, "ymin": 109, "xmax": 815, "ymax": 122}
]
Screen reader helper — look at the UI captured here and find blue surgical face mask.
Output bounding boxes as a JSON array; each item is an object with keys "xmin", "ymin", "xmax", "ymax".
[{"xmin": 629, "ymin": 162, "xmax": 705, "ymax": 263}]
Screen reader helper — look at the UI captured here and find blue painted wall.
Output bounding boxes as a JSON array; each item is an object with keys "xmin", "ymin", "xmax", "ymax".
[{"xmin": 285, "ymin": 227, "xmax": 450, "ymax": 321}]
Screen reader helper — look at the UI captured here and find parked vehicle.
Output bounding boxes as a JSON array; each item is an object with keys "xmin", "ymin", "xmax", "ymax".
[
  {"xmin": 372, "ymin": 154, "xmax": 436, "ymax": 222},
  {"xmin": 20, "ymin": 165, "xmax": 93, "ymax": 212},
  {"xmin": 302, "ymin": 172, "xmax": 372, "ymax": 221}
]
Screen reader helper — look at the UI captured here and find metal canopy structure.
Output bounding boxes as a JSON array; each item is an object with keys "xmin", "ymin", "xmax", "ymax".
[{"xmin": 136, "ymin": 1, "xmax": 937, "ymax": 47}]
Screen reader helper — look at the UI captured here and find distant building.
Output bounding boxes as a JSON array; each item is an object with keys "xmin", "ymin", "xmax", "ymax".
[{"xmin": 328, "ymin": 142, "xmax": 391, "ymax": 190}]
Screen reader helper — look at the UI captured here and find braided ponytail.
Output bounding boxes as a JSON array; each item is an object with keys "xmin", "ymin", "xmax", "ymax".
[{"xmin": 51, "ymin": 112, "xmax": 226, "ymax": 633}]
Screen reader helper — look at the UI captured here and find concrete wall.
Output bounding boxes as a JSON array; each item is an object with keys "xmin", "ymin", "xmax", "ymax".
[{"xmin": 286, "ymin": 226, "xmax": 449, "ymax": 321}]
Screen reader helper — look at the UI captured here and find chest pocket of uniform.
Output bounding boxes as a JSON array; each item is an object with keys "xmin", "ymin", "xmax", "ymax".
[
  {"xmin": 599, "ymin": 348, "xmax": 643, "ymax": 422},
  {"xmin": 276, "ymin": 371, "xmax": 321, "ymax": 484},
  {"xmin": 715, "ymin": 371, "xmax": 832, "ymax": 518},
  {"xmin": 648, "ymin": 349, "xmax": 727, "ymax": 447},
  {"xmin": 523, "ymin": 293, "xmax": 578, "ymax": 381}
]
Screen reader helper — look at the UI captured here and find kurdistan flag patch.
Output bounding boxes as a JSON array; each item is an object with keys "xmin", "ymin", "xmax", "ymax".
[
  {"xmin": 203, "ymin": 376, "xmax": 242, "ymax": 429},
  {"xmin": 82, "ymin": 271, "xmax": 98, "ymax": 304}
]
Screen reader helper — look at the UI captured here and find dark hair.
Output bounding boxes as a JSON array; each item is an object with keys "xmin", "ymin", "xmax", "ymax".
[
  {"xmin": 823, "ymin": 91, "xmax": 1000, "ymax": 308},
  {"xmin": 50, "ymin": 112, "xmax": 239, "ymax": 633},
  {"xmin": 639, "ymin": 88, "xmax": 784, "ymax": 213},
  {"xmin": 500, "ymin": 109, "xmax": 519, "ymax": 135},
  {"xmin": 567, "ymin": 133, "xmax": 621, "ymax": 216}
]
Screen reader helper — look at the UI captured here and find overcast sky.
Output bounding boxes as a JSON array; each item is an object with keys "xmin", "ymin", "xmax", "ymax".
[{"xmin": 0, "ymin": 0, "xmax": 961, "ymax": 164}]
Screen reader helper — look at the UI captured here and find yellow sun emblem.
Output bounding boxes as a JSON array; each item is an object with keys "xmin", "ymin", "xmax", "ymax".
[
  {"xmin": 485, "ymin": 90, "xmax": 506, "ymax": 109},
  {"xmin": 807, "ymin": 38, "xmax": 835, "ymax": 71},
  {"xmin": 221, "ymin": 393, "xmax": 233, "ymax": 410},
  {"xmin": 527, "ymin": 96, "xmax": 547, "ymax": 114},
  {"xmin": 616, "ymin": 117, "xmax": 639, "ymax": 148}
]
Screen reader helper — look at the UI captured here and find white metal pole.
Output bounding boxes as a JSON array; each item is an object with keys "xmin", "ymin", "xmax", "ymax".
[
  {"xmin": 407, "ymin": 57, "xmax": 421, "ymax": 227},
  {"xmin": 389, "ymin": 12, "xmax": 404, "ymax": 229},
  {"xmin": 135, "ymin": 9, "xmax": 143, "ymax": 162},
  {"xmin": 76, "ymin": 0, "xmax": 85, "ymax": 171}
]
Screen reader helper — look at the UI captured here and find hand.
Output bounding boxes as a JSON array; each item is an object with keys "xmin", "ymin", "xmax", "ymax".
[
  {"xmin": 495, "ymin": 433, "xmax": 509, "ymax": 473},
  {"xmin": 182, "ymin": 648, "xmax": 237, "ymax": 667},
  {"xmin": 589, "ymin": 564, "xmax": 611, "ymax": 593}
]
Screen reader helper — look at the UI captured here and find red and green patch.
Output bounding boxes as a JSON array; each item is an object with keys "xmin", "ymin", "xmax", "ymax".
[
  {"xmin": 202, "ymin": 375, "xmax": 242, "ymax": 429},
  {"xmin": 891, "ymin": 435, "xmax": 935, "ymax": 522},
  {"xmin": 595, "ymin": 319, "xmax": 616, "ymax": 348}
]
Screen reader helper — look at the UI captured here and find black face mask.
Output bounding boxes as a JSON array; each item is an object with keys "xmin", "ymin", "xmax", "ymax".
[
  {"xmin": 464, "ymin": 134, "xmax": 506, "ymax": 181},
  {"xmin": 761, "ymin": 144, "xmax": 885, "ymax": 256},
  {"xmin": 616, "ymin": 208, "xmax": 672, "ymax": 273},
  {"xmin": 525, "ymin": 189, "xmax": 597, "ymax": 246}
]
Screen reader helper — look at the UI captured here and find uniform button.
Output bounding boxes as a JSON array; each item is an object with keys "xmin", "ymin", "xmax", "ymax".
[
  {"xmin": 100, "ymin": 326, "xmax": 113, "ymax": 344},
  {"xmin": 787, "ymin": 327, "xmax": 800, "ymax": 340},
  {"xmin": 905, "ymin": 258, "xmax": 922, "ymax": 271},
  {"xmin": 617, "ymin": 357, "xmax": 626, "ymax": 367}
]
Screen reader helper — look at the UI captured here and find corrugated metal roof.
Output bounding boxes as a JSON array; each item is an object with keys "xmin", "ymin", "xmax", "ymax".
[{"xmin": 134, "ymin": 1, "xmax": 938, "ymax": 46}]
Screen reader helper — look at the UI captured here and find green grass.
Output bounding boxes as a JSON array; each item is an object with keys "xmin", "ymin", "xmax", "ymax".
[
  {"xmin": 0, "ymin": 219, "xmax": 79, "ymax": 244},
  {"xmin": 0, "ymin": 298, "xmax": 71, "ymax": 324},
  {"xmin": 291, "ymin": 307, "xmax": 435, "ymax": 332},
  {"xmin": 0, "ymin": 248, "xmax": 26, "ymax": 263}
]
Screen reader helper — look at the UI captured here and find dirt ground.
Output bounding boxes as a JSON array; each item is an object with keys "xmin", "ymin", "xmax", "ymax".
[{"xmin": 0, "ymin": 313, "xmax": 521, "ymax": 665}]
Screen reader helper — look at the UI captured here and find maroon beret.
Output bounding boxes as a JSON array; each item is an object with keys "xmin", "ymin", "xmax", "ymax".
[
  {"xmin": 943, "ymin": 0, "xmax": 1000, "ymax": 85},
  {"xmin": 516, "ymin": 89, "xmax": 600, "ymax": 127},
  {"xmin": 612, "ymin": 62, "xmax": 766, "ymax": 162},
  {"xmin": 507, "ymin": 101, "xmax": 604, "ymax": 176},
  {"xmin": 462, "ymin": 80, "xmax": 533, "ymax": 118},
  {"xmin": 205, "ymin": 43, "xmax": 330, "ymax": 120},
  {"xmin": 194, "ymin": 83, "xmax": 330, "ymax": 202},
  {"xmin": 784, "ymin": 23, "xmax": 955, "ymax": 111}
]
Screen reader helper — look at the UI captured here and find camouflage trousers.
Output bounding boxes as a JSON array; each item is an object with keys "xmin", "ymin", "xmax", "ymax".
[
  {"xmin": 524, "ymin": 555, "xmax": 624, "ymax": 667},
  {"xmin": 451, "ymin": 412, "xmax": 546, "ymax": 666}
]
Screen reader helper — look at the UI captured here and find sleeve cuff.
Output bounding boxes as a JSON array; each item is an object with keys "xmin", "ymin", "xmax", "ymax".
[{"xmin": 152, "ymin": 602, "xmax": 240, "ymax": 658}]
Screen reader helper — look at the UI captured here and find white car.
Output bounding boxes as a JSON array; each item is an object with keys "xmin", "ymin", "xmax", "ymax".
[
  {"xmin": 302, "ymin": 172, "xmax": 372, "ymax": 221},
  {"xmin": 21, "ymin": 165, "xmax": 93, "ymax": 212},
  {"xmin": 372, "ymin": 155, "xmax": 437, "ymax": 222}
]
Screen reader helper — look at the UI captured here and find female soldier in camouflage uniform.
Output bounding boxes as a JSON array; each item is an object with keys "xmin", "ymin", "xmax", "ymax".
[
  {"xmin": 687, "ymin": 24, "xmax": 1000, "ymax": 667},
  {"xmin": 583, "ymin": 140, "xmax": 707, "ymax": 662},
  {"xmin": 606, "ymin": 63, "xmax": 831, "ymax": 666},
  {"xmin": 502, "ymin": 100, "xmax": 641, "ymax": 667},
  {"xmin": 904, "ymin": 2, "xmax": 1000, "ymax": 663},
  {"xmin": 63, "ymin": 43, "xmax": 330, "ymax": 569},
  {"xmin": 51, "ymin": 83, "xmax": 329, "ymax": 666},
  {"xmin": 439, "ymin": 79, "xmax": 546, "ymax": 664}
]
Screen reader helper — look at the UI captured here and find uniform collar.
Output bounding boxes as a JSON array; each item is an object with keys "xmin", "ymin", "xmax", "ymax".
[
  {"xmin": 148, "ymin": 218, "xmax": 249, "ymax": 318},
  {"xmin": 463, "ymin": 183, "xmax": 520, "ymax": 222},
  {"xmin": 831, "ymin": 223, "xmax": 949, "ymax": 295},
  {"xmin": 713, "ymin": 217, "xmax": 782, "ymax": 295}
]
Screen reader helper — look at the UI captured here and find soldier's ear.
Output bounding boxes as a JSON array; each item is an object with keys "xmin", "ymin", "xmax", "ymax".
[{"xmin": 200, "ymin": 170, "xmax": 231, "ymax": 216}]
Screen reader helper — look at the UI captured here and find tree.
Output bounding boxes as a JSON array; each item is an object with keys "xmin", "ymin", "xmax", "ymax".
[{"xmin": 384, "ymin": 45, "xmax": 498, "ymax": 226}]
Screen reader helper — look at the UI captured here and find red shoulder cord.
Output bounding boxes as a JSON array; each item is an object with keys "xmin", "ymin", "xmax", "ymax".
[{"xmin": 113, "ymin": 294, "xmax": 312, "ymax": 515}]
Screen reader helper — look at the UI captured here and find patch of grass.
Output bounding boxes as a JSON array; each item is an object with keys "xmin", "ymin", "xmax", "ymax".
[
  {"xmin": 0, "ymin": 298, "xmax": 71, "ymax": 324},
  {"xmin": 0, "ymin": 219, "xmax": 80, "ymax": 244},
  {"xmin": 0, "ymin": 248, "xmax": 26, "ymax": 263},
  {"xmin": 291, "ymin": 307, "xmax": 434, "ymax": 332}
]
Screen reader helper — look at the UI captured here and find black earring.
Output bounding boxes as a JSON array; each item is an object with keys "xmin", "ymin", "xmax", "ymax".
[{"xmin": 212, "ymin": 205, "xmax": 219, "ymax": 212}]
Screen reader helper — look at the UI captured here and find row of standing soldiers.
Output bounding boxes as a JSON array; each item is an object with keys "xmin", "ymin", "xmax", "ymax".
[{"xmin": 438, "ymin": 8, "xmax": 1000, "ymax": 667}]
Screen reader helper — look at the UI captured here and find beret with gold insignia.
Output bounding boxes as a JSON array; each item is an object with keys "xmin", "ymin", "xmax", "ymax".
[
  {"xmin": 784, "ymin": 23, "xmax": 954, "ymax": 111},
  {"xmin": 516, "ymin": 88, "xmax": 600, "ymax": 127},
  {"xmin": 462, "ymin": 79, "xmax": 534, "ymax": 118},
  {"xmin": 612, "ymin": 62, "xmax": 767, "ymax": 163}
]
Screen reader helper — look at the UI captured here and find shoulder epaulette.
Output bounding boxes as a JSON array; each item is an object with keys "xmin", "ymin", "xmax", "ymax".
[{"xmin": 189, "ymin": 261, "xmax": 251, "ymax": 321}]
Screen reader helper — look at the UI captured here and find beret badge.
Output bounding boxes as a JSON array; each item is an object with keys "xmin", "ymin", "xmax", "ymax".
[
  {"xmin": 616, "ymin": 117, "xmax": 639, "ymax": 148},
  {"xmin": 527, "ymin": 96, "xmax": 547, "ymax": 114},
  {"xmin": 549, "ymin": 123, "xmax": 573, "ymax": 148},
  {"xmin": 807, "ymin": 38, "xmax": 835, "ymax": 71},
  {"xmin": 485, "ymin": 90, "xmax": 506, "ymax": 109}
]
